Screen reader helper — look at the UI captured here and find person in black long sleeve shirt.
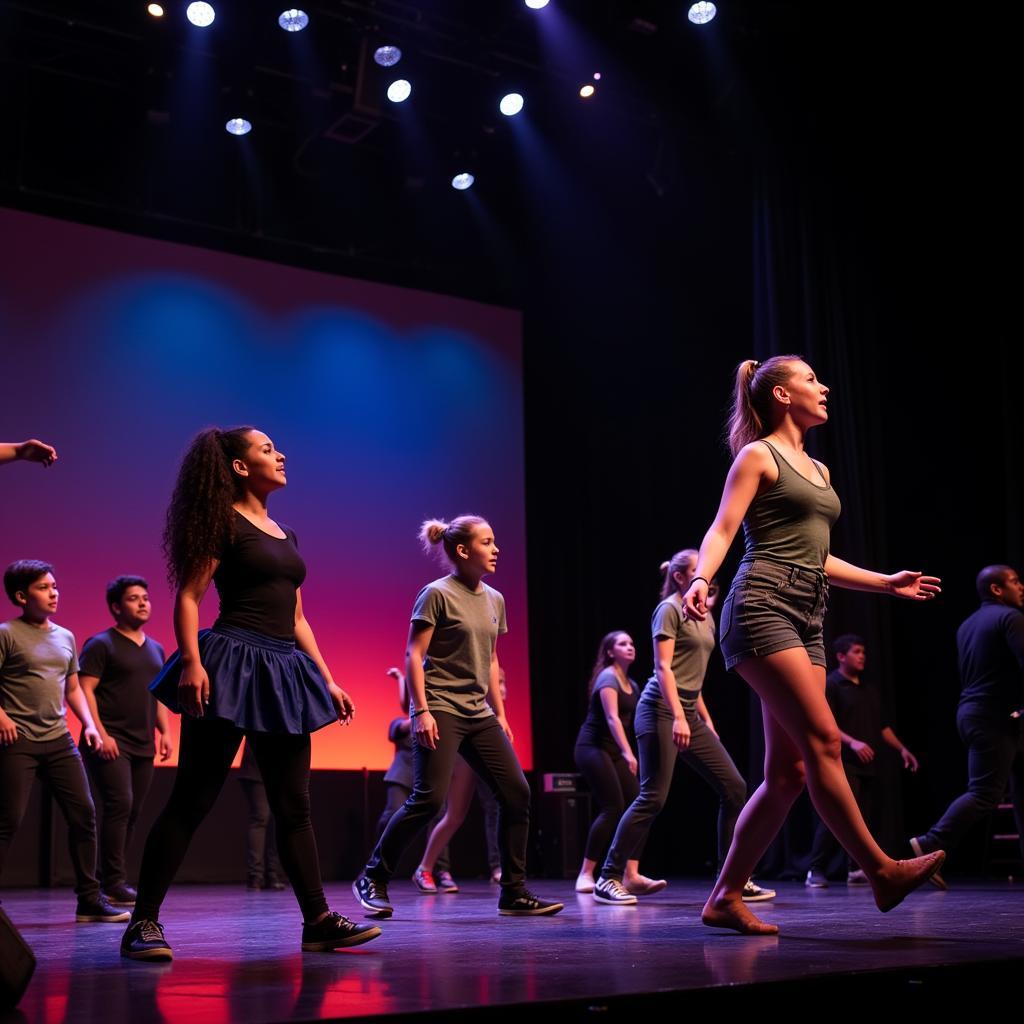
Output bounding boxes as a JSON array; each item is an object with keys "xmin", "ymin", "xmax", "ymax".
[{"xmin": 910, "ymin": 565, "xmax": 1024, "ymax": 884}]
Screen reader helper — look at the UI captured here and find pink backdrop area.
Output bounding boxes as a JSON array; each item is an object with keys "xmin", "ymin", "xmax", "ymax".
[{"xmin": 0, "ymin": 208, "xmax": 531, "ymax": 769}]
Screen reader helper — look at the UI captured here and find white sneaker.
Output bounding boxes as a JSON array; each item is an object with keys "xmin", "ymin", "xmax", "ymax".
[{"xmin": 593, "ymin": 877, "xmax": 638, "ymax": 905}]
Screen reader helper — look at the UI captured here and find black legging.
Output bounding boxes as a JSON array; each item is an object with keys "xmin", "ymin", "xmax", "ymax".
[
  {"xmin": 574, "ymin": 742, "xmax": 640, "ymax": 863},
  {"xmin": 134, "ymin": 715, "xmax": 328, "ymax": 922}
]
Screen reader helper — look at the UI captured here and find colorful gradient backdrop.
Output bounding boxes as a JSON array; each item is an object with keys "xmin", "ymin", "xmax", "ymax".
[{"xmin": 0, "ymin": 208, "xmax": 530, "ymax": 769}]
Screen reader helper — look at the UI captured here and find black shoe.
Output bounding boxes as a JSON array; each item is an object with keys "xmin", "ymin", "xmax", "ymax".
[
  {"xmin": 265, "ymin": 875, "xmax": 287, "ymax": 892},
  {"xmin": 246, "ymin": 875, "xmax": 264, "ymax": 891},
  {"xmin": 121, "ymin": 918, "xmax": 173, "ymax": 961},
  {"xmin": 497, "ymin": 888, "xmax": 564, "ymax": 916},
  {"xmin": 301, "ymin": 911, "xmax": 382, "ymax": 951},
  {"xmin": 352, "ymin": 876, "xmax": 393, "ymax": 918},
  {"xmin": 103, "ymin": 884, "xmax": 137, "ymax": 906},
  {"xmin": 75, "ymin": 896, "xmax": 131, "ymax": 923}
]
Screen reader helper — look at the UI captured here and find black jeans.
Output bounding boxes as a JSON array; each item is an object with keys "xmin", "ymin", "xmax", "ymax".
[
  {"xmin": 374, "ymin": 783, "xmax": 451, "ymax": 873},
  {"xmin": 574, "ymin": 743, "xmax": 639, "ymax": 864},
  {"xmin": 82, "ymin": 747, "xmax": 155, "ymax": 890},
  {"xmin": 601, "ymin": 709, "xmax": 746, "ymax": 881},
  {"xmin": 134, "ymin": 716, "xmax": 328, "ymax": 922},
  {"xmin": 922, "ymin": 709, "xmax": 1024, "ymax": 861},
  {"xmin": 365, "ymin": 712, "xmax": 530, "ymax": 889},
  {"xmin": 0, "ymin": 732, "xmax": 100, "ymax": 901}
]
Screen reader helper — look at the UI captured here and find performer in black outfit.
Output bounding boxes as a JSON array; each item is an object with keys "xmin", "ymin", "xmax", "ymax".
[
  {"xmin": 79, "ymin": 575, "xmax": 173, "ymax": 906},
  {"xmin": 121, "ymin": 426, "xmax": 381, "ymax": 960}
]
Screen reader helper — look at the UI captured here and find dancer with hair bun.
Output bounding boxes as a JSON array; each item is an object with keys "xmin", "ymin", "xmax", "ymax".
[{"xmin": 353, "ymin": 515, "xmax": 562, "ymax": 919}]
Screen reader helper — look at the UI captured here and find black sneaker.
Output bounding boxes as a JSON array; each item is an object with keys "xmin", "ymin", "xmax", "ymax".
[
  {"xmin": 497, "ymin": 888, "xmax": 564, "ymax": 916},
  {"xmin": 265, "ymin": 875, "xmax": 287, "ymax": 892},
  {"xmin": 103, "ymin": 884, "xmax": 138, "ymax": 906},
  {"xmin": 301, "ymin": 911, "xmax": 382, "ymax": 951},
  {"xmin": 75, "ymin": 896, "xmax": 131, "ymax": 923},
  {"xmin": 120, "ymin": 918, "xmax": 173, "ymax": 961},
  {"xmin": 352, "ymin": 876, "xmax": 393, "ymax": 918}
]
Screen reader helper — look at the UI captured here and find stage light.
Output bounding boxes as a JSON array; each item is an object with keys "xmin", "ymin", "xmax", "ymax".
[
  {"xmin": 374, "ymin": 45, "xmax": 402, "ymax": 67},
  {"xmin": 278, "ymin": 9, "xmax": 308, "ymax": 32},
  {"xmin": 225, "ymin": 118, "xmax": 252, "ymax": 135},
  {"xmin": 593, "ymin": 72, "xmax": 602, "ymax": 80},
  {"xmin": 688, "ymin": 3, "xmax": 717, "ymax": 25},
  {"xmin": 524, "ymin": 1, "xmax": 550, "ymax": 9},
  {"xmin": 579, "ymin": 84, "xmax": 595, "ymax": 98},
  {"xmin": 147, "ymin": 4, "xmax": 164, "ymax": 16},
  {"xmin": 499, "ymin": 93, "xmax": 524, "ymax": 116},
  {"xmin": 452, "ymin": 173, "xmax": 475, "ymax": 191},
  {"xmin": 387, "ymin": 79, "xmax": 412, "ymax": 103},
  {"xmin": 186, "ymin": 3, "xmax": 215, "ymax": 28}
]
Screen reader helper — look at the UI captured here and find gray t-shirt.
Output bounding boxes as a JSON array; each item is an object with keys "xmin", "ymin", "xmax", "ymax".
[
  {"xmin": 638, "ymin": 595, "xmax": 716, "ymax": 718},
  {"xmin": 0, "ymin": 618, "xmax": 80, "ymax": 741},
  {"xmin": 411, "ymin": 575, "xmax": 507, "ymax": 719}
]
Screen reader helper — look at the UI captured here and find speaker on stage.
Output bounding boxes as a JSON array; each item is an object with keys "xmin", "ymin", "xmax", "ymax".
[
  {"xmin": 536, "ymin": 773, "xmax": 591, "ymax": 878},
  {"xmin": 0, "ymin": 906, "xmax": 36, "ymax": 1009}
]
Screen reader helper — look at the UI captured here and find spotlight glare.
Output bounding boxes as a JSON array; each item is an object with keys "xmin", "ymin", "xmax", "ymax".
[
  {"xmin": 225, "ymin": 118, "xmax": 252, "ymax": 136},
  {"xmin": 593, "ymin": 72, "xmax": 602, "ymax": 81},
  {"xmin": 186, "ymin": 3, "xmax": 215, "ymax": 27},
  {"xmin": 278, "ymin": 9, "xmax": 308, "ymax": 32},
  {"xmin": 579, "ymin": 84, "xmax": 595, "ymax": 98},
  {"xmin": 452, "ymin": 173, "xmax": 475, "ymax": 191},
  {"xmin": 499, "ymin": 93, "xmax": 524, "ymax": 117},
  {"xmin": 147, "ymin": 4, "xmax": 165, "ymax": 16},
  {"xmin": 387, "ymin": 79, "xmax": 412, "ymax": 103},
  {"xmin": 688, "ymin": 2, "xmax": 717, "ymax": 25},
  {"xmin": 374, "ymin": 45, "xmax": 402, "ymax": 67},
  {"xmin": 524, "ymin": 1, "xmax": 550, "ymax": 9}
]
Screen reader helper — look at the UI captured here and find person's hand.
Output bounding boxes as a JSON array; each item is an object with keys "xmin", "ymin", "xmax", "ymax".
[
  {"xmin": 178, "ymin": 662, "xmax": 210, "ymax": 717},
  {"xmin": 672, "ymin": 714, "xmax": 691, "ymax": 750},
  {"xmin": 901, "ymin": 747, "xmax": 919, "ymax": 772},
  {"xmin": 625, "ymin": 752, "xmax": 639, "ymax": 775},
  {"xmin": 851, "ymin": 739, "xmax": 875, "ymax": 763},
  {"xmin": 83, "ymin": 725, "xmax": 103, "ymax": 751},
  {"xmin": 886, "ymin": 571, "xmax": 941, "ymax": 601},
  {"xmin": 496, "ymin": 714, "xmax": 514, "ymax": 744},
  {"xmin": 682, "ymin": 579, "xmax": 709, "ymax": 621},
  {"xmin": 158, "ymin": 730, "xmax": 174, "ymax": 762},
  {"xmin": 98, "ymin": 731, "xmax": 120, "ymax": 761},
  {"xmin": 0, "ymin": 711, "xmax": 19, "ymax": 746},
  {"xmin": 16, "ymin": 439, "xmax": 58, "ymax": 467},
  {"xmin": 413, "ymin": 711, "xmax": 440, "ymax": 750},
  {"xmin": 330, "ymin": 685, "xmax": 355, "ymax": 725}
]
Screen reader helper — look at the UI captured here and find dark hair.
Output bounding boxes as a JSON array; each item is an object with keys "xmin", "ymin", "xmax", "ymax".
[
  {"xmin": 419, "ymin": 515, "xmax": 488, "ymax": 566},
  {"xmin": 163, "ymin": 426, "xmax": 257, "ymax": 589},
  {"xmin": 106, "ymin": 575, "xmax": 149, "ymax": 614},
  {"xmin": 976, "ymin": 565, "xmax": 1014, "ymax": 602},
  {"xmin": 726, "ymin": 354, "xmax": 805, "ymax": 457},
  {"xmin": 659, "ymin": 549, "xmax": 699, "ymax": 599},
  {"xmin": 587, "ymin": 630, "xmax": 629, "ymax": 695},
  {"xmin": 4, "ymin": 560, "xmax": 55, "ymax": 605},
  {"xmin": 832, "ymin": 633, "xmax": 865, "ymax": 658}
]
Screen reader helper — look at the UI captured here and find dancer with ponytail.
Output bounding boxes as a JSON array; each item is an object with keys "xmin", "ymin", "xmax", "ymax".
[
  {"xmin": 121, "ymin": 427, "xmax": 381, "ymax": 960},
  {"xmin": 685, "ymin": 357, "xmax": 944, "ymax": 935},
  {"xmin": 593, "ymin": 554, "xmax": 772, "ymax": 905},
  {"xmin": 353, "ymin": 516, "xmax": 562, "ymax": 918},
  {"xmin": 573, "ymin": 631, "xmax": 666, "ymax": 896}
]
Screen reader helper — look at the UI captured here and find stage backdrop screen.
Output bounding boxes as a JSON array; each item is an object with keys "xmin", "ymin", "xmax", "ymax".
[{"xmin": 0, "ymin": 208, "xmax": 530, "ymax": 769}]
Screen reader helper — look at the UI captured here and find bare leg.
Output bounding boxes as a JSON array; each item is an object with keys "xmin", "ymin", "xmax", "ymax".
[
  {"xmin": 703, "ymin": 648, "xmax": 943, "ymax": 934},
  {"xmin": 420, "ymin": 757, "xmax": 476, "ymax": 873}
]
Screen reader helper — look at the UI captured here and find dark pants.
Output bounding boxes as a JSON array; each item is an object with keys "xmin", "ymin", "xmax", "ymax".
[
  {"xmin": 239, "ymin": 779, "xmax": 283, "ymax": 881},
  {"xmin": 134, "ymin": 716, "xmax": 328, "ymax": 922},
  {"xmin": 921, "ymin": 710, "xmax": 1024, "ymax": 861},
  {"xmin": 365, "ymin": 712, "xmax": 530, "ymax": 890},
  {"xmin": 809, "ymin": 770, "xmax": 875, "ymax": 872},
  {"xmin": 374, "ymin": 783, "xmax": 451, "ymax": 873},
  {"xmin": 0, "ymin": 732, "xmax": 100, "ymax": 901},
  {"xmin": 601, "ymin": 709, "xmax": 747, "ymax": 881},
  {"xmin": 82, "ymin": 747, "xmax": 154, "ymax": 890},
  {"xmin": 574, "ymin": 742, "xmax": 640, "ymax": 864}
]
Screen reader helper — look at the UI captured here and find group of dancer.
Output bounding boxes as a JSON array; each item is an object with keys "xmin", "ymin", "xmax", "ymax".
[{"xmin": 1, "ymin": 354, "xmax": 971, "ymax": 960}]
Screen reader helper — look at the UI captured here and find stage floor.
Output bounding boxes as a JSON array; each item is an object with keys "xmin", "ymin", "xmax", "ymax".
[{"xmin": 4, "ymin": 879, "xmax": 1023, "ymax": 1022}]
